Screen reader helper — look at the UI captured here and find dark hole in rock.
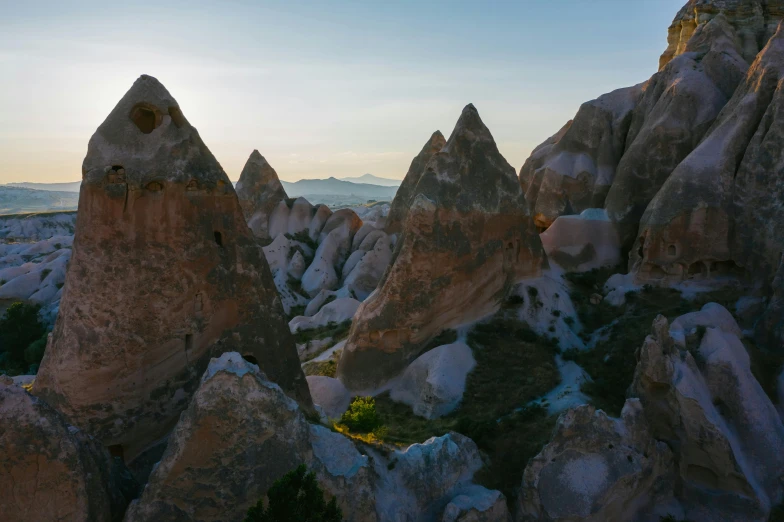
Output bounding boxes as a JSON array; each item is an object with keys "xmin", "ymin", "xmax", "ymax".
[
  {"xmin": 184, "ymin": 334, "xmax": 193, "ymax": 351},
  {"xmin": 214, "ymin": 231, "xmax": 223, "ymax": 247},
  {"xmin": 667, "ymin": 244, "xmax": 677, "ymax": 257},
  {"xmin": 648, "ymin": 265, "xmax": 667, "ymax": 278},
  {"xmin": 130, "ymin": 104, "xmax": 160, "ymax": 134},
  {"xmin": 169, "ymin": 106, "xmax": 187, "ymax": 128},
  {"xmin": 145, "ymin": 181, "xmax": 163, "ymax": 192},
  {"xmin": 108, "ymin": 444, "xmax": 125, "ymax": 461},
  {"xmin": 242, "ymin": 354, "xmax": 259, "ymax": 365},
  {"xmin": 111, "ymin": 165, "xmax": 124, "ymax": 172},
  {"xmin": 186, "ymin": 179, "xmax": 199, "ymax": 191}
]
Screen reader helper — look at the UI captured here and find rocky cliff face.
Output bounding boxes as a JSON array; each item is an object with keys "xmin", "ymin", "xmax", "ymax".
[
  {"xmin": 338, "ymin": 104, "xmax": 544, "ymax": 391},
  {"xmin": 32, "ymin": 75, "xmax": 311, "ymax": 462},
  {"xmin": 235, "ymin": 150, "xmax": 289, "ymax": 239}
]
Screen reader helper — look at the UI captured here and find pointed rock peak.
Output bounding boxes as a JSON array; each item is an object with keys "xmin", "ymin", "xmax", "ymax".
[{"xmin": 444, "ymin": 103, "xmax": 495, "ymax": 149}]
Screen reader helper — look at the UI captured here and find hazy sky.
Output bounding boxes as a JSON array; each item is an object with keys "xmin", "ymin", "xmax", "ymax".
[{"xmin": 1, "ymin": 0, "xmax": 683, "ymax": 183}]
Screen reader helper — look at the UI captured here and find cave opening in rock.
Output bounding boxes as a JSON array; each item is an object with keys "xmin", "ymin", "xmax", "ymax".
[
  {"xmin": 130, "ymin": 104, "xmax": 160, "ymax": 134},
  {"xmin": 242, "ymin": 354, "xmax": 258, "ymax": 365},
  {"xmin": 667, "ymin": 244, "xmax": 677, "ymax": 257},
  {"xmin": 214, "ymin": 231, "xmax": 223, "ymax": 247},
  {"xmin": 185, "ymin": 334, "xmax": 193, "ymax": 351},
  {"xmin": 108, "ymin": 444, "xmax": 125, "ymax": 461}
]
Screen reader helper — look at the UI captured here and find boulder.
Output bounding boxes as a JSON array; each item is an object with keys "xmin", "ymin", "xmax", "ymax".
[
  {"xmin": 33, "ymin": 75, "xmax": 312, "ymax": 462},
  {"xmin": 235, "ymin": 150, "xmax": 288, "ymax": 240},
  {"xmin": 386, "ymin": 131, "xmax": 446, "ymax": 234},
  {"xmin": 124, "ymin": 353, "xmax": 312, "ymax": 522},
  {"xmin": 630, "ymin": 313, "xmax": 784, "ymax": 521},
  {"xmin": 669, "ymin": 301, "xmax": 742, "ymax": 347},
  {"xmin": 539, "ymin": 209, "xmax": 621, "ymax": 272},
  {"xmin": 308, "ymin": 204, "xmax": 333, "ymax": 241},
  {"xmin": 343, "ymin": 233, "xmax": 394, "ymax": 301},
  {"xmin": 268, "ymin": 199, "xmax": 291, "ymax": 239},
  {"xmin": 289, "ymin": 297, "xmax": 360, "ymax": 333},
  {"xmin": 517, "ymin": 400, "xmax": 674, "ymax": 522},
  {"xmin": 307, "ymin": 375, "xmax": 352, "ymax": 420},
  {"xmin": 389, "ymin": 342, "xmax": 476, "ymax": 419},
  {"xmin": 0, "ymin": 383, "xmax": 135, "ymax": 522},
  {"xmin": 339, "ymin": 104, "xmax": 545, "ymax": 390},
  {"xmin": 287, "ymin": 197, "xmax": 314, "ymax": 236},
  {"xmin": 442, "ymin": 485, "xmax": 510, "ymax": 522},
  {"xmin": 301, "ymin": 229, "xmax": 347, "ymax": 297}
]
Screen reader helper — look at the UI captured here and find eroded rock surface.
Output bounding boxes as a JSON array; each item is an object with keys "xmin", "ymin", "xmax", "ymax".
[
  {"xmin": 235, "ymin": 150, "xmax": 289, "ymax": 240},
  {"xmin": 339, "ymin": 104, "xmax": 544, "ymax": 390},
  {"xmin": 32, "ymin": 75, "xmax": 311, "ymax": 461}
]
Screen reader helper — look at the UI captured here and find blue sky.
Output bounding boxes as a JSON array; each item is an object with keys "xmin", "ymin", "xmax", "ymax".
[{"xmin": 0, "ymin": 0, "xmax": 684, "ymax": 182}]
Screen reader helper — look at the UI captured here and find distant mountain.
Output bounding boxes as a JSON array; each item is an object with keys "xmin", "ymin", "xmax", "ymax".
[
  {"xmin": 0, "ymin": 186, "xmax": 79, "ymax": 214},
  {"xmin": 6, "ymin": 181, "xmax": 82, "ymax": 192},
  {"xmin": 338, "ymin": 174, "xmax": 401, "ymax": 187},
  {"xmin": 281, "ymin": 177, "xmax": 397, "ymax": 199}
]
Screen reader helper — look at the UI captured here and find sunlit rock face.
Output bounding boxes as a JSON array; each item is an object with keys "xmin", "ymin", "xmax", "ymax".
[
  {"xmin": 235, "ymin": 150, "xmax": 289, "ymax": 240},
  {"xmin": 33, "ymin": 75, "xmax": 312, "ymax": 461},
  {"xmin": 519, "ymin": 85, "xmax": 642, "ymax": 231},
  {"xmin": 659, "ymin": 0, "xmax": 784, "ymax": 70},
  {"xmin": 632, "ymin": 24, "xmax": 784, "ymax": 288},
  {"xmin": 605, "ymin": 13, "xmax": 749, "ymax": 248},
  {"xmin": 338, "ymin": 104, "xmax": 545, "ymax": 391},
  {"xmin": 385, "ymin": 130, "xmax": 446, "ymax": 235}
]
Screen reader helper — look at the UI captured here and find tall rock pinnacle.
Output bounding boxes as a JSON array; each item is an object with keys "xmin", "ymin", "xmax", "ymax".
[
  {"xmin": 235, "ymin": 150, "xmax": 289, "ymax": 239},
  {"xmin": 33, "ymin": 75, "xmax": 312, "ymax": 461}
]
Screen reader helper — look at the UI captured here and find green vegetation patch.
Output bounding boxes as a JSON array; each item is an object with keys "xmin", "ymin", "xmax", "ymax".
[
  {"xmin": 0, "ymin": 302, "xmax": 48, "ymax": 376},
  {"xmin": 245, "ymin": 464, "xmax": 342, "ymax": 522},
  {"xmin": 293, "ymin": 320, "xmax": 351, "ymax": 345},
  {"xmin": 302, "ymin": 349, "xmax": 342, "ymax": 378}
]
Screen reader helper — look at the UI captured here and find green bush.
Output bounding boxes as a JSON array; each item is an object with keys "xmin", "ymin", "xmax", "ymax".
[
  {"xmin": 339, "ymin": 396, "xmax": 381, "ymax": 433},
  {"xmin": 0, "ymin": 303, "xmax": 47, "ymax": 374},
  {"xmin": 245, "ymin": 464, "xmax": 342, "ymax": 522},
  {"xmin": 24, "ymin": 333, "xmax": 48, "ymax": 366}
]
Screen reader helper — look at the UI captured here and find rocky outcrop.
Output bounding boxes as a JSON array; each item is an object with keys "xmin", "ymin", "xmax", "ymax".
[
  {"xmin": 0, "ymin": 383, "xmax": 135, "ymax": 522},
  {"xmin": 539, "ymin": 209, "xmax": 621, "ymax": 272},
  {"xmin": 32, "ymin": 75, "xmax": 311, "ymax": 462},
  {"xmin": 442, "ymin": 486, "xmax": 510, "ymax": 522},
  {"xmin": 289, "ymin": 297, "xmax": 360, "ymax": 332},
  {"xmin": 235, "ymin": 150, "xmax": 289, "ymax": 239},
  {"xmin": 605, "ymin": 13, "xmax": 749, "ymax": 248},
  {"xmin": 338, "ymin": 104, "xmax": 545, "ymax": 390},
  {"xmin": 660, "ymin": 0, "xmax": 784, "ymax": 69},
  {"xmin": 389, "ymin": 342, "xmax": 476, "ymax": 419},
  {"xmin": 632, "ymin": 22, "xmax": 784, "ymax": 286},
  {"xmin": 519, "ymin": 85, "xmax": 642, "ymax": 230},
  {"xmin": 517, "ymin": 400, "xmax": 673, "ymax": 522},
  {"xmin": 386, "ymin": 131, "xmax": 446, "ymax": 234},
  {"xmin": 630, "ymin": 311, "xmax": 784, "ymax": 521}
]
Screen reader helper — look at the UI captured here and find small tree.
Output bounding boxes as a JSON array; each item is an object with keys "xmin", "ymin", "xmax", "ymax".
[
  {"xmin": 339, "ymin": 396, "xmax": 380, "ymax": 433},
  {"xmin": 0, "ymin": 303, "xmax": 46, "ymax": 372},
  {"xmin": 245, "ymin": 464, "xmax": 342, "ymax": 522}
]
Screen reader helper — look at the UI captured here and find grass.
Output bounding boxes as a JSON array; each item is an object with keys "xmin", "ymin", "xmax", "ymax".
[
  {"xmin": 287, "ymin": 305, "xmax": 306, "ymax": 319},
  {"xmin": 370, "ymin": 313, "xmax": 560, "ymax": 502},
  {"xmin": 302, "ymin": 348, "xmax": 341, "ymax": 377},
  {"xmin": 293, "ymin": 320, "xmax": 352, "ymax": 345}
]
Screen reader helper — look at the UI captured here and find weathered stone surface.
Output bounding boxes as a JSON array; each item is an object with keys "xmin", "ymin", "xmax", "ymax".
[
  {"xmin": 235, "ymin": 150, "xmax": 288, "ymax": 240},
  {"xmin": 289, "ymin": 297, "xmax": 360, "ymax": 333},
  {"xmin": 606, "ymin": 13, "xmax": 749, "ymax": 248},
  {"xmin": 520, "ymin": 84, "xmax": 643, "ymax": 230},
  {"xmin": 517, "ymin": 400, "xmax": 673, "ymax": 522},
  {"xmin": 442, "ymin": 485, "xmax": 510, "ymax": 522},
  {"xmin": 389, "ymin": 342, "xmax": 476, "ymax": 419},
  {"xmin": 630, "ymin": 313, "xmax": 784, "ymax": 521},
  {"xmin": 307, "ymin": 376, "xmax": 351, "ymax": 419},
  {"xmin": 539, "ymin": 208, "xmax": 621, "ymax": 272},
  {"xmin": 632, "ymin": 22, "xmax": 784, "ymax": 288},
  {"xmin": 124, "ymin": 353, "xmax": 312, "ymax": 522},
  {"xmin": 660, "ymin": 0, "xmax": 784, "ymax": 69},
  {"xmin": 339, "ymin": 104, "xmax": 545, "ymax": 390},
  {"xmin": 308, "ymin": 204, "xmax": 333, "ymax": 241},
  {"xmin": 263, "ymin": 233, "xmax": 312, "ymax": 314},
  {"xmin": 0, "ymin": 384, "xmax": 135, "ymax": 522},
  {"xmin": 287, "ymin": 197, "xmax": 314, "ymax": 236},
  {"xmin": 32, "ymin": 75, "xmax": 311, "ymax": 461},
  {"xmin": 386, "ymin": 131, "xmax": 446, "ymax": 234},
  {"xmin": 343, "ymin": 233, "xmax": 393, "ymax": 301}
]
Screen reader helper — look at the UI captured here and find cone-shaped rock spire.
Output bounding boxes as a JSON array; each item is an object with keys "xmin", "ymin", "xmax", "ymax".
[{"xmin": 235, "ymin": 150, "xmax": 289, "ymax": 239}]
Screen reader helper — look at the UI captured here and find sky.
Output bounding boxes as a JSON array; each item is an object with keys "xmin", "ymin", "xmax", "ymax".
[{"xmin": 0, "ymin": 0, "xmax": 684, "ymax": 183}]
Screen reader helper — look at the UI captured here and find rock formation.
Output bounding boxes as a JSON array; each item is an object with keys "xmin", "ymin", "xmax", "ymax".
[
  {"xmin": 517, "ymin": 400, "xmax": 673, "ymax": 522},
  {"xmin": 338, "ymin": 104, "xmax": 545, "ymax": 390},
  {"xmin": 0, "ymin": 383, "xmax": 135, "ymax": 522},
  {"xmin": 385, "ymin": 131, "xmax": 446, "ymax": 234},
  {"xmin": 630, "ymin": 311, "xmax": 784, "ymax": 521},
  {"xmin": 235, "ymin": 150, "xmax": 289, "ymax": 239},
  {"xmin": 539, "ymin": 208, "xmax": 621, "ymax": 272},
  {"xmin": 32, "ymin": 75, "xmax": 312, "ymax": 462}
]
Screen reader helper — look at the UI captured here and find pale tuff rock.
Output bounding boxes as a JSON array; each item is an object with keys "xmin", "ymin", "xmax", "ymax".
[
  {"xmin": 630, "ymin": 311, "xmax": 784, "ymax": 521},
  {"xmin": 442, "ymin": 485, "xmax": 511, "ymax": 522},
  {"xmin": 306, "ymin": 376, "xmax": 351, "ymax": 419},
  {"xmin": 32, "ymin": 75, "xmax": 312, "ymax": 462},
  {"xmin": 288, "ymin": 197, "xmax": 314, "ymax": 235},
  {"xmin": 539, "ymin": 208, "xmax": 621, "ymax": 272},
  {"xmin": 309, "ymin": 204, "xmax": 334, "ymax": 241},
  {"xmin": 389, "ymin": 342, "xmax": 476, "ymax": 419},
  {"xmin": 660, "ymin": 0, "xmax": 784, "ymax": 69},
  {"xmin": 339, "ymin": 104, "xmax": 545, "ymax": 390},
  {"xmin": 386, "ymin": 131, "xmax": 446, "ymax": 234},
  {"xmin": 517, "ymin": 400, "xmax": 674, "ymax": 522},
  {"xmin": 342, "ymin": 232, "xmax": 394, "ymax": 301},
  {"xmin": 0, "ymin": 384, "xmax": 135, "ymax": 522},
  {"xmin": 235, "ymin": 149, "xmax": 289, "ymax": 239},
  {"xmin": 289, "ymin": 297, "xmax": 360, "ymax": 333},
  {"xmin": 605, "ymin": 13, "xmax": 749, "ymax": 248},
  {"xmin": 263, "ymin": 234, "xmax": 312, "ymax": 314},
  {"xmin": 669, "ymin": 301, "xmax": 743, "ymax": 347},
  {"xmin": 0, "ymin": 210, "xmax": 76, "ymax": 241},
  {"xmin": 520, "ymin": 85, "xmax": 643, "ymax": 230}
]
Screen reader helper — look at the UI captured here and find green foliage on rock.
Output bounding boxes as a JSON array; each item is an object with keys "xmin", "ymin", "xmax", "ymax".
[
  {"xmin": 339, "ymin": 396, "xmax": 381, "ymax": 433},
  {"xmin": 244, "ymin": 464, "xmax": 342, "ymax": 522}
]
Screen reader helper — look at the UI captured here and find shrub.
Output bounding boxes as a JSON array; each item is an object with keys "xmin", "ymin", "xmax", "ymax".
[
  {"xmin": 24, "ymin": 332, "xmax": 48, "ymax": 366},
  {"xmin": 245, "ymin": 464, "xmax": 341, "ymax": 522},
  {"xmin": 0, "ymin": 303, "xmax": 47, "ymax": 373},
  {"xmin": 339, "ymin": 396, "xmax": 381, "ymax": 433}
]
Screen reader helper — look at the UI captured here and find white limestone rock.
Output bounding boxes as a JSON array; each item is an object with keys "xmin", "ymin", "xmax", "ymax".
[
  {"xmin": 539, "ymin": 209, "xmax": 621, "ymax": 272},
  {"xmin": 307, "ymin": 376, "xmax": 351, "ymax": 419},
  {"xmin": 289, "ymin": 298, "xmax": 360, "ymax": 333}
]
